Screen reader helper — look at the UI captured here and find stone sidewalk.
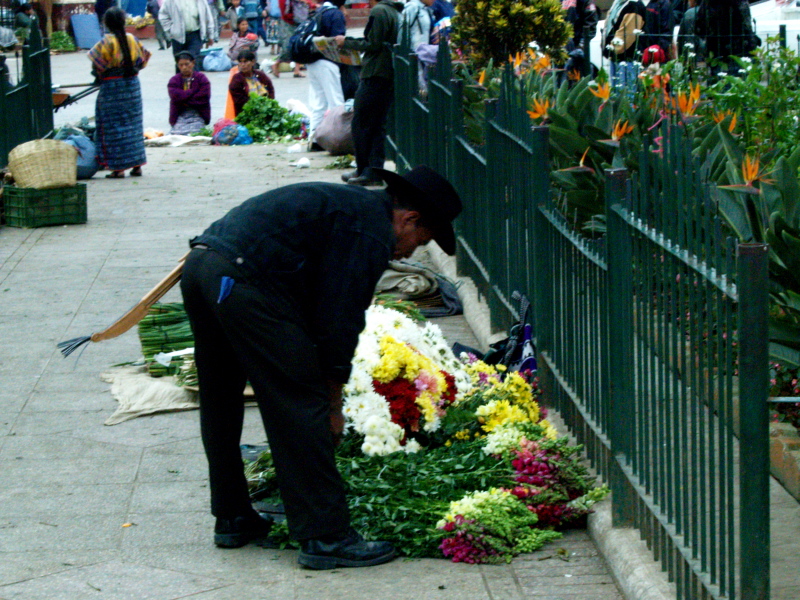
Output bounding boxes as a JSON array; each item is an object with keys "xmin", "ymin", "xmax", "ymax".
[{"xmin": 0, "ymin": 143, "xmax": 625, "ymax": 600}]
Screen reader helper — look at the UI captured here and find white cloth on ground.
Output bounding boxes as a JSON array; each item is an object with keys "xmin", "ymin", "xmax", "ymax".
[{"xmin": 101, "ymin": 365, "xmax": 198, "ymax": 425}]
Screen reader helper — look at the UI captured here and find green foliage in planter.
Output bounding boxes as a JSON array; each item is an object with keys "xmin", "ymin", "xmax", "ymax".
[
  {"xmin": 49, "ymin": 31, "xmax": 76, "ymax": 52},
  {"xmin": 451, "ymin": 0, "xmax": 571, "ymax": 69},
  {"xmin": 235, "ymin": 93, "xmax": 303, "ymax": 143}
]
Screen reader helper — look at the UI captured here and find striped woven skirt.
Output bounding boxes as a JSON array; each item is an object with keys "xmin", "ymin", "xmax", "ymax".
[{"xmin": 95, "ymin": 76, "xmax": 146, "ymax": 172}]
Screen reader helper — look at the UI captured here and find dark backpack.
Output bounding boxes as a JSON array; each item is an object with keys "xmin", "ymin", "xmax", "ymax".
[{"xmin": 287, "ymin": 7, "xmax": 330, "ymax": 64}]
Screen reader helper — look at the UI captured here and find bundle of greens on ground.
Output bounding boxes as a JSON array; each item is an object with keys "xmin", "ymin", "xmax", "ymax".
[
  {"xmin": 137, "ymin": 303, "xmax": 193, "ymax": 377},
  {"xmin": 245, "ymin": 305, "xmax": 608, "ymax": 563},
  {"xmin": 235, "ymin": 94, "xmax": 303, "ymax": 143}
]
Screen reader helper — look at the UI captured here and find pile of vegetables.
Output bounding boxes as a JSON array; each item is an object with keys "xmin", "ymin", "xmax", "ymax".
[
  {"xmin": 235, "ymin": 94, "xmax": 303, "ymax": 143},
  {"xmin": 137, "ymin": 303, "xmax": 193, "ymax": 377}
]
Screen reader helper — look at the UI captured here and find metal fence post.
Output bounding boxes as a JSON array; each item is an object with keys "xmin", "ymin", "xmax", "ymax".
[
  {"xmin": 736, "ymin": 243, "xmax": 770, "ymax": 600},
  {"xmin": 605, "ymin": 167, "xmax": 636, "ymax": 527}
]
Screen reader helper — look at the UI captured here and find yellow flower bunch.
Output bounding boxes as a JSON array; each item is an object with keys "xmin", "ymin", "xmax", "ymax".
[
  {"xmin": 476, "ymin": 399, "xmax": 529, "ymax": 432},
  {"xmin": 372, "ymin": 336, "xmax": 452, "ymax": 429}
]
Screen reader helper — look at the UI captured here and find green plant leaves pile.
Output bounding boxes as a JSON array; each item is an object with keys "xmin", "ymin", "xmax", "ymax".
[{"xmin": 235, "ymin": 93, "xmax": 303, "ymax": 143}]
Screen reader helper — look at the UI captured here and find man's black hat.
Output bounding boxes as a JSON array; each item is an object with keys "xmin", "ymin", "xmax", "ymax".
[{"xmin": 373, "ymin": 165, "xmax": 462, "ymax": 255}]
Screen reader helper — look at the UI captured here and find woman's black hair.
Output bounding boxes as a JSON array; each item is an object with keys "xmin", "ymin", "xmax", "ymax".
[
  {"xmin": 175, "ymin": 51, "xmax": 195, "ymax": 62},
  {"xmin": 237, "ymin": 17, "xmax": 249, "ymax": 26},
  {"xmin": 103, "ymin": 7, "xmax": 135, "ymax": 77},
  {"xmin": 237, "ymin": 49, "xmax": 256, "ymax": 62}
]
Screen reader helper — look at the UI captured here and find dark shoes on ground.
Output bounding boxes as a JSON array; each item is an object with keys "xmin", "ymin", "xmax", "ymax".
[
  {"xmin": 347, "ymin": 175, "xmax": 384, "ymax": 187},
  {"xmin": 214, "ymin": 511, "xmax": 274, "ymax": 548},
  {"xmin": 298, "ymin": 528, "xmax": 395, "ymax": 570},
  {"xmin": 341, "ymin": 169, "xmax": 357, "ymax": 183}
]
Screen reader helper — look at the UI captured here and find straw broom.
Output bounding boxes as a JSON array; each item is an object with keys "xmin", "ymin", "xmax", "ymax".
[{"xmin": 57, "ymin": 253, "xmax": 188, "ymax": 357}]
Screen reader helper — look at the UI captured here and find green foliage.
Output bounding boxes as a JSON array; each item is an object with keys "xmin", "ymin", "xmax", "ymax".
[
  {"xmin": 49, "ymin": 31, "xmax": 76, "ymax": 52},
  {"xmin": 235, "ymin": 94, "xmax": 303, "ymax": 143},
  {"xmin": 190, "ymin": 125, "xmax": 213, "ymax": 137},
  {"xmin": 451, "ymin": 0, "xmax": 571, "ymax": 69},
  {"xmin": 372, "ymin": 294, "xmax": 425, "ymax": 323},
  {"xmin": 704, "ymin": 39, "xmax": 800, "ymax": 158},
  {"xmin": 248, "ymin": 439, "xmax": 516, "ymax": 557}
]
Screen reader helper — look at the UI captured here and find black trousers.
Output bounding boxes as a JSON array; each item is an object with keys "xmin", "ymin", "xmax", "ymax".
[
  {"xmin": 172, "ymin": 30, "xmax": 203, "ymax": 68},
  {"xmin": 351, "ymin": 75, "xmax": 394, "ymax": 179},
  {"xmin": 180, "ymin": 248, "xmax": 350, "ymax": 541}
]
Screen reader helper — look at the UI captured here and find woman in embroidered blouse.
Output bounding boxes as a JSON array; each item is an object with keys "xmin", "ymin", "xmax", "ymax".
[
  {"xmin": 168, "ymin": 51, "xmax": 212, "ymax": 135},
  {"xmin": 88, "ymin": 7, "xmax": 151, "ymax": 178},
  {"xmin": 229, "ymin": 49, "xmax": 275, "ymax": 116}
]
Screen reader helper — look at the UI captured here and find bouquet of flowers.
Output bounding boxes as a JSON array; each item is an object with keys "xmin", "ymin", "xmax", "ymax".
[
  {"xmin": 343, "ymin": 305, "xmax": 472, "ymax": 455},
  {"xmin": 248, "ymin": 306, "xmax": 608, "ymax": 563}
]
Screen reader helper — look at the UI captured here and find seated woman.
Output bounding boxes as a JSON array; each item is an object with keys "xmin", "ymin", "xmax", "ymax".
[
  {"xmin": 229, "ymin": 49, "xmax": 274, "ymax": 116},
  {"xmin": 227, "ymin": 17, "xmax": 259, "ymax": 62},
  {"xmin": 167, "ymin": 51, "xmax": 212, "ymax": 135}
]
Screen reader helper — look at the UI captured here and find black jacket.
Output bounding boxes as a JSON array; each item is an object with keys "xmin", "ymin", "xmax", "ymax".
[{"xmin": 192, "ymin": 183, "xmax": 395, "ymax": 383}]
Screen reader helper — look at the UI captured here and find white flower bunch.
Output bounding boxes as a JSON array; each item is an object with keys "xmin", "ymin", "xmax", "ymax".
[
  {"xmin": 482, "ymin": 422, "xmax": 529, "ymax": 455},
  {"xmin": 343, "ymin": 305, "xmax": 471, "ymax": 456}
]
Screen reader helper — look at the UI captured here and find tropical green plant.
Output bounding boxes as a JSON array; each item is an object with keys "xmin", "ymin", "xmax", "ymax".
[{"xmin": 450, "ymin": 0, "xmax": 571, "ymax": 69}]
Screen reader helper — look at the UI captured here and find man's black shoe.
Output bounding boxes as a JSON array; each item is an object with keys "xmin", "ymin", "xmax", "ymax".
[
  {"xmin": 341, "ymin": 170, "xmax": 357, "ymax": 183},
  {"xmin": 347, "ymin": 175, "xmax": 384, "ymax": 187},
  {"xmin": 298, "ymin": 529, "xmax": 396, "ymax": 570},
  {"xmin": 214, "ymin": 512, "xmax": 274, "ymax": 548}
]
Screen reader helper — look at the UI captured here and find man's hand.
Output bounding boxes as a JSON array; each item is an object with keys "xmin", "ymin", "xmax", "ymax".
[
  {"xmin": 327, "ymin": 380, "xmax": 345, "ymax": 445},
  {"xmin": 206, "ymin": 38, "xmax": 213, "ymax": 48},
  {"xmin": 334, "ymin": 35, "xmax": 345, "ymax": 48}
]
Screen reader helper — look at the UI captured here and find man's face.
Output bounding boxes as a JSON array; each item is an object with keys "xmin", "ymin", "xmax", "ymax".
[{"xmin": 392, "ymin": 209, "xmax": 435, "ymax": 259}]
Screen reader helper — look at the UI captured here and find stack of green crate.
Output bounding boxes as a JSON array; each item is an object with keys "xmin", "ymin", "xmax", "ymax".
[{"xmin": 3, "ymin": 183, "xmax": 87, "ymax": 228}]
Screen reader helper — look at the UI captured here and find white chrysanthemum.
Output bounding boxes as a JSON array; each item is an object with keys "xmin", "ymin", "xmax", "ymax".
[
  {"xmin": 344, "ymin": 305, "xmax": 471, "ymax": 455},
  {"xmin": 611, "ymin": 38, "xmax": 624, "ymax": 46}
]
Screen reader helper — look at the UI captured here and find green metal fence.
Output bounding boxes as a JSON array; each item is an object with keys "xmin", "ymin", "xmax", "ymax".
[
  {"xmin": 388, "ymin": 45, "xmax": 770, "ymax": 600},
  {"xmin": 0, "ymin": 25, "xmax": 54, "ymax": 168}
]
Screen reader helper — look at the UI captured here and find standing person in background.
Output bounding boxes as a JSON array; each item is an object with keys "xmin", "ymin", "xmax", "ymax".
[
  {"xmin": 225, "ymin": 0, "xmax": 244, "ymax": 32},
  {"xmin": 95, "ymin": 0, "xmax": 114, "ymax": 29},
  {"xmin": 307, "ymin": 0, "xmax": 346, "ymax": 148},
  {"xmin": 168, "ymin": 51, "xmax": 211, "ymax": 134},
  {"xmin": 677, "ymin": 0, "xmax": 703, "ymax": 59},
  {"xmin": 695, "ymin": 0, "xmax": 759, "ymax": 75},
  {"xmin": 562, "ymin": 0, "xmax": 598, "ymax": 76},
  {"xmin": 335, "ymin": 0, "xmax": 402, "ymax": 187},
  {"xmin": 159, "ymin": 0, "xmax": 215, "ymax": 67},
  {"xmin": 430, "ymin": 0, "xmax": 453, "ymax": 24},
  {"xmin": 146, "ymin": 0, "xmax": 169, "ymax": 50},
  {"xmin": 89, "ymin": 7, "xmax": 150, "ymax": 178},
  {"xmin": 602, "ymin": 0, "xmax": 646, "ymax": 88},
  {"xmin": 640, "ymin": 0, "xmax": 673, "ymax": 59},
  {"xmin": 209, "ymin": 0, "xmax": 226, "ymax": 41},
  {"xmin": 271, "ymin": 0, "xmax": 308, "ymax": 77},
  {"xmin": 399, "ymin": 0, "xmax": 434, "ymax": 52},
  {"xmin": 264, "ymin": 0, "xmax": 282, "ymax": 54}
]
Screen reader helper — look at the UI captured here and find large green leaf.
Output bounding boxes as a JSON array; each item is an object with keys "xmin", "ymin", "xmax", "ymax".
[{"xmin": 769, "ymin": 341, "xmax": 800, "ymax": 368}]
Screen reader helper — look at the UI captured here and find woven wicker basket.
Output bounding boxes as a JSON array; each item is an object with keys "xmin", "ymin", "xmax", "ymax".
[{"xmin": 8, "ymin": 140, "xmax": 78, "ymax": 190}]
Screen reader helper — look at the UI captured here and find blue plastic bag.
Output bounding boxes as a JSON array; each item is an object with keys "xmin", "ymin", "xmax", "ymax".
[
  {"xmin": 231, "ymin": 125, "xmax": 253, "ymax": 145},
  {"xmin": 203, "ymin": 48, "xmax": 232, "ymax": 72},
  {"xmin": 61, "ymin": 133, "xmax": 98, "ymax": 179}
]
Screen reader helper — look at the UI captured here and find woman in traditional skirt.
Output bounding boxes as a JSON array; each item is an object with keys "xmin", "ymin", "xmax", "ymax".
[{"xmin": 88, "ymin": 7, "xmax": 151, "ymax": 178}]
